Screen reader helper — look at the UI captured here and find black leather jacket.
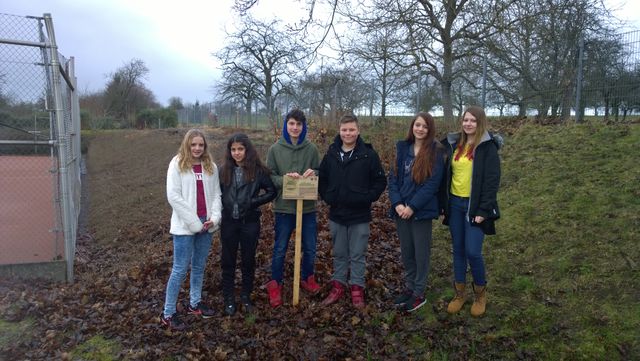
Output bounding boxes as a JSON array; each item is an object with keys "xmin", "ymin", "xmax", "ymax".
[{"xmin": 220, "ymin": 168, "xmax": 276, "ymax": 222}]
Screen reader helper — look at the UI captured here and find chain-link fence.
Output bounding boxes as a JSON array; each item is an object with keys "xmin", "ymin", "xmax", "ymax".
[
  {"xmin": 0, "ymin": 13, "xmax": 81, "ymax": 282},
  {"xmin": 577, "ymin": 30, "xmax": 640, "ymax": 121}
]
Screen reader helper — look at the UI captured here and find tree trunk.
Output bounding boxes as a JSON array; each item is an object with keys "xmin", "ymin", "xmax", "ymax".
[
  {"xmin": 244, "ymin": 99, "xmax": 252, "ymax": 128},
  {"xmin": 518, "ymin": 101, "xmax": 527, "ymax": 117},
  {"xmin": 441, "ymin": 80, "xmax": 454, "ymax": 122},
  {"xmin": 441, "ymin": 38, "xmax": 454, "ymax": 122}
]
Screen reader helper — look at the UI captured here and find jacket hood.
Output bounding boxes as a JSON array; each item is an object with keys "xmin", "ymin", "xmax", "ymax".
[
  {"xmin": 282, "ymin": 115, "xmax": 307, "ymax": 145},
  {"xmin": 447, "ymin": 131, "xmax": 503, "ymax": 150}
]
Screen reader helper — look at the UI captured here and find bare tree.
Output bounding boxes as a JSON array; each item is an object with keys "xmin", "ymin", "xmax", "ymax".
[
  {"xmin": 291, "ymin": 65, "xmax": 369, "ymax": 121},
  {"xmin": 79, "ymin": 90, "xmax": 106, "ymax": 120},
  {"xmin": 214, "ymin": 17, "xmax": 307, "ymax": 124},
  {"xmin": 581, "ymin": 37, "xmax": 625, "ymax": 119},
  {"xmin": 331, "ymin": 0, "xmax": 515, "ymax": 121},
  {"xmin": 342, "ymin": 23, "xmax": 411, "ymax": 119},
  {"xmin": 404, "ymin": 0, "xmax": 516, "ymax": 121},
  {"xmin": 168, "ymin": 97, "xmax": 185, "ymax": 110},
  {"xmin": 232, "ymin": 0, "xmax": 260, "ymax": 14},
  {"xmin": 214, "ymin": 70, "xmax": 261, "ymax": 127},
  {"xmin": 104, "ymin": 59, "xmax": 157, "ymax": 125},
  {"xmin": 485, "ymin": 0, "xmax": 610, "ymax": 119}
]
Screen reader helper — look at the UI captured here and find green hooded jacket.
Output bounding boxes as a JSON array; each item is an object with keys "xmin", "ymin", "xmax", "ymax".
[{"xmin": 266, "ymin": 137, "xmax": 320, "ymax": 214}]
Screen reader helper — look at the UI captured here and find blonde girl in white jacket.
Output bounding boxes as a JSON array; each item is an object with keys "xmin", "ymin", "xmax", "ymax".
[{"xmin": 161, "ymin": 129, "xmax": 221, "ymax": 331}]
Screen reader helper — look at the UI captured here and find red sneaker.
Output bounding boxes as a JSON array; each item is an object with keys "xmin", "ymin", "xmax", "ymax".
[
  {"xmin": 350, "ymin": 284, "xmax": 365, "ymax": 309},
  {"xmin": 321, "ymin": 280, "xmax": 345, "ymax": 306},
  {"xmin": 265, "ymin": 280, "xmax": 283, "ymax": 308},
  {"xmin": 405, "ymin": 295, "xmax": 426, "ymax": 313},
  {"xmin": 300, "ymin": 275, "xmax": 321, "ymax": 295}
]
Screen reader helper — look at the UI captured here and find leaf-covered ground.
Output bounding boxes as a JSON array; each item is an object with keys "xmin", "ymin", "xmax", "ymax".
[{"xmin": 1, "ymin": 120, "xmax": 638, "ymax": 360}]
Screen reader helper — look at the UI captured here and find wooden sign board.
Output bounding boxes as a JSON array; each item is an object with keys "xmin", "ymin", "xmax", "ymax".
[{"xmin": 282, "ymin": 175, "xmax": 318, "ymax": 200}]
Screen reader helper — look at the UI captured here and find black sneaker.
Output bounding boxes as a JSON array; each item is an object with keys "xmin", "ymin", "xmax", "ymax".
[
  {"xmin": 224, "ymin": 298, "xmax": 236, "ymax": 316},
  {"xmin": 161, "ymin": 313, "xmax": 187, "ymax": 331},
  {"xmin": 393, "ymin": 290, "xmax": 413, "ymax": 307},
  {"xmin": 188, "ymin": 302, "xmax": 215, "ymax": 319},
  {"xmin": 405, "ymin": 295, "xmax": 427, "ymax": 313},
  {"xmin": 240, "ymin": 294, "xmax": 254, "ymax": 313}
]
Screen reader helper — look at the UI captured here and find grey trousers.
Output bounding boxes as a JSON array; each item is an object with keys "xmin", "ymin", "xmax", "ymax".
[
  {"xmin": 329, "ymin": 220, "xmax": 370, "ymax": 288},
  {"xmin": 395, "ymin": 218, "xmax": 433, "ymax": 297}
]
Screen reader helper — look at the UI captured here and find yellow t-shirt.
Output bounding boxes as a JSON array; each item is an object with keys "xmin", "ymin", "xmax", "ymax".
[{"xmin": 450, "ymin": 145, "xmax": 473, "ymax": 197}]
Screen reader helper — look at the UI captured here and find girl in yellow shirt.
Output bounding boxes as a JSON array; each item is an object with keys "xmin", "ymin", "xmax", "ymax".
[{"xmin": 440, "ymin": 106, "xmax": 501, "ymax": 317}]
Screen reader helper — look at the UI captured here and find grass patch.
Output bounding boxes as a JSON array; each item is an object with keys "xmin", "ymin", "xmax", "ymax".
[
  {"xmin": 244, "ymin": 313, "xmax": 256, "ymax": 325},
  {"xmin": 69, "ymin": 335, "xmax": 121, "ymax": 361},
  {"xmin": 512, "ymin": 275, "xmax": 536, "ymax": 293},
  {"xmin": 485, "ymin": 122, "xmax": 640, "ymax": 359},
  {"xmin": 0, "ymin": 317, "xmax": 36, "ymax": 351}
]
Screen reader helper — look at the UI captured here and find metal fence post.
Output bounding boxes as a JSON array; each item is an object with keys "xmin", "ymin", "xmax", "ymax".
[
  {"xmin": 575, "ymin": 35, "xmax": 584, "ymax": 123},
  {"xmin": 482, "ymin": 55, "xmax": 488, "ymax": 109},
  {"xmin": 44, "ymin": 13, "xmax": 77, "ymax": 283}
]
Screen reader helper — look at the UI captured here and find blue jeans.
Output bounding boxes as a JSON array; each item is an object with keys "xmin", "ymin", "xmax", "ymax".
[
  {"xmin": 449, "ymin": 195, "xmax": 486, "ymax": 286},
  {"xmin": 271, "ymin": 212, "xmax": 317, "ymax": 284},
  {"xmin": 163, "ymin": 227, "xmax": 213, "ymax": 318}
]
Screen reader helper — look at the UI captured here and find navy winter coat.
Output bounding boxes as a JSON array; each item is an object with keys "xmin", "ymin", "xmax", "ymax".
[{"xmin": 388, "ymin": 140, "xmax": 445, "ymax": 220}]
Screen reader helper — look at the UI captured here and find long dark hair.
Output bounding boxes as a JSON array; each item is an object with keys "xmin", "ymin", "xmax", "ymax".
[
  {"xmin": 404, "ymin": 112, "xmax": 441, "ymax": 183},
  {"xmin": 220, "ymin": 133, "xmax": 270, "ymax": 186}
]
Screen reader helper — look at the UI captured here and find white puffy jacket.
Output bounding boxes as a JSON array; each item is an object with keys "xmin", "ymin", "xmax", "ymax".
[{"xmin": 166, "ymin": 155, "xmax": 222, "ymax": 235}]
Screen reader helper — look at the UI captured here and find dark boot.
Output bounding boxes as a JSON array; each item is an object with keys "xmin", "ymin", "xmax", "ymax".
[
  {"xmin": 240, "ymin": 293, "xmax": 253, "ymax": 313},
  {"xmin": 224, "ymin": 297, "xmax": 236, "ymax": 316}
]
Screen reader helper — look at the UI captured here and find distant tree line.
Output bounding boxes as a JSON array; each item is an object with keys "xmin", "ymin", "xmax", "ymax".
[
  {"xmin": 77, "ymin": 58, "xmax": 178, "ymax": 130},
  {"xmin": 5, "ymin": 0, "xmax": 633, "ymax": 130},
  {"xmin": 213, "ymin": 0, "xmax": 638, "ymax": 124}
]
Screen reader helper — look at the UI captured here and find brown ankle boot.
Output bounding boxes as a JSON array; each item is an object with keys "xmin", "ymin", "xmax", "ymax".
[
  {"xmin": 446, "ymin": 282, "xmax": 466, "ymax": 314},
  {"xmin": 470, "ymin": 284, "xmax": 487, "ymax": 317}
]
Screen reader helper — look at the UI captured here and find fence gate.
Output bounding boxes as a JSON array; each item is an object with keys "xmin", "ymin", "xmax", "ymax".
[{"xmin": 0, "ymin": 13, "xmax": 81, "ymax": 282}]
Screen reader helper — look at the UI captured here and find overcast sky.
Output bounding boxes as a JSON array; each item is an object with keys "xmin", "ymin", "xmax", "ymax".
[{"xmin": 2, "ymin": 0, "xmax": 639, "ymax": 106}]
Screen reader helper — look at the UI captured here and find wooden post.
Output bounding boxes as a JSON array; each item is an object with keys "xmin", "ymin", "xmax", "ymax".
[
  {"xmin": 281, "ymin": 175, "xmax": 318, "ymax": 307},
  {"xmin": 292, "ymin": 199, "xmax": 303, "ymax": 305}
]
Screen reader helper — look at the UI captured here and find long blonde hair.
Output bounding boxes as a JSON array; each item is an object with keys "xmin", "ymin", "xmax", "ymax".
[
  {"xmin": 177, "ymin": 129, "xmax": 214, "ymax": 174},
  {"xmin": 455, "ymin": 106, "xmax": 488, "ymax": 161}
]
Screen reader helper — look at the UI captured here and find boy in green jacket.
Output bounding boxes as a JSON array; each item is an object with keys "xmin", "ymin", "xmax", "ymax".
[{"xmin": 264, "ymin": 109, "xmax": 321, "ymax": 307}]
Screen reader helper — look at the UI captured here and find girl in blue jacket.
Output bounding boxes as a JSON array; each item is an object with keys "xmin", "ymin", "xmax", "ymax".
[{"xmin": 388, "ymin": 112, "xmax": 445, "ymax": 312}]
